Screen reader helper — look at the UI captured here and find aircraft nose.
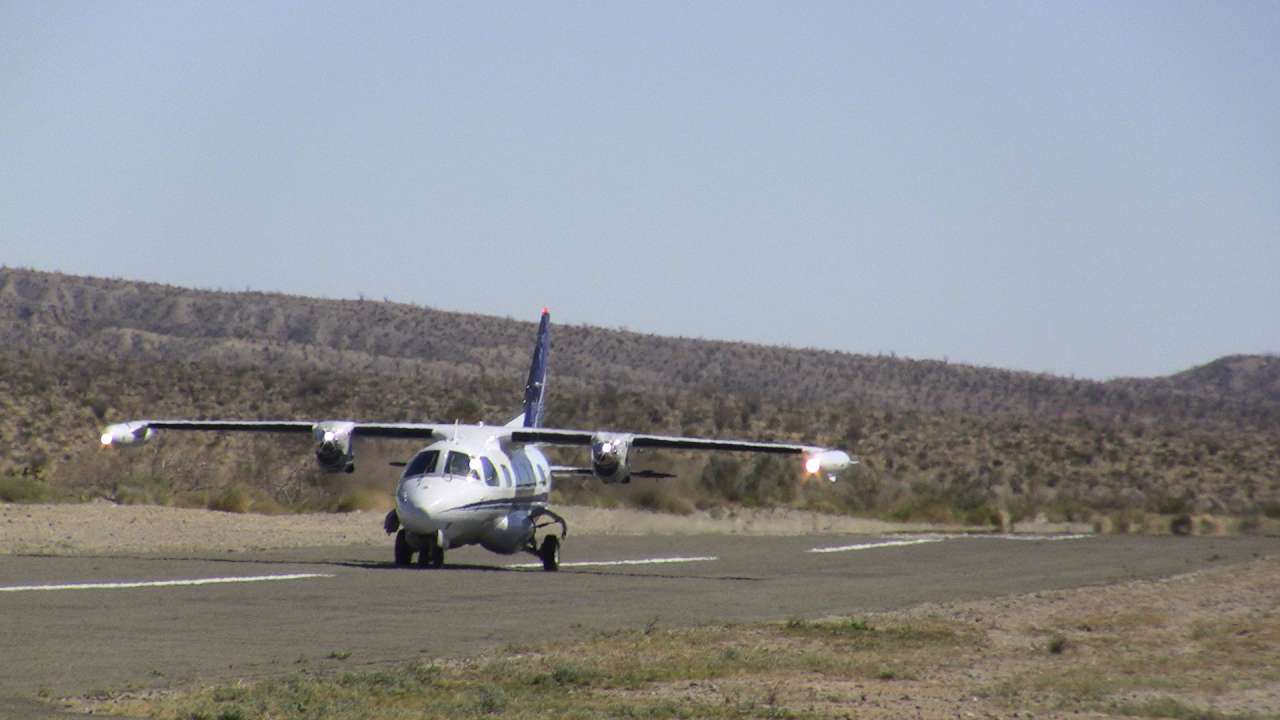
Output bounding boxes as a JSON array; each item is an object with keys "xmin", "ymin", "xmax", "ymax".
[{"xmin": 396, "ymin": 478, "xmax": 446, "ymax": 532}]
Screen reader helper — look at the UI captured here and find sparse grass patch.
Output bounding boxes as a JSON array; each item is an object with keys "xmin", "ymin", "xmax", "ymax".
[
  {"xmin": 627, "ymin": 484, "xmax": 696, "ymax": 516},
  {"xmin": 331, "ymin": 487, "xmax": 392, "ymax": 513},
  {"xmin": 112, "ymin": 473, "xmax": 172, "ymax": 506},
  {"xmin": 205, "ymin": 484, "xmax": 287, "ymax": 514},
  {"xmin": 210, "ymin": 686, "xmax": 247, "ymax": 703},
  {"xmin": 0, "ymin": 473, "xmax": 55, "ymax": 502},
  {"xmin": 984, "ymin": 571, "xmax": 1280, "ymax": 717},
  {"xmin": 1112, "ymin": 696, "xmax": 1268, "ymax": 720},
  {"xmin": 88, "ymin": 616, "xmax": 979, "ymax": 719},
  {"xmin": 207, "ymin": 485, "xmax": 253, "ymax": 514},
  {"xmin": 1046, "ymin": 634, "xmax": 1068, "ymax": 654}
]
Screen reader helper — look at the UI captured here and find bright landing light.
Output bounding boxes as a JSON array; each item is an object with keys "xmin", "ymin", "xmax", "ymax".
[
  {"xmin": 804, "ymin": 456, "xmax": 821, "ymax": 474},
  {"xmin": 100, "ymin": 433, "xmax": 113, "ymax": 446}
]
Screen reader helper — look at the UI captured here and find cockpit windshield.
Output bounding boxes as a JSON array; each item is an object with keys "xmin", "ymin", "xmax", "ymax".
[
  {"xmin": 445, "ymin": 451, "xmax": 473, "ymax": 477},
  {"xmin": 403, "ymin": 450, "xmax": 439, "ymax": 477}
]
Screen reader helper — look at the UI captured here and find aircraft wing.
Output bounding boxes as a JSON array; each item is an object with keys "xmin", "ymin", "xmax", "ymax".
[
  {"xmin": 510, "ymin": 427, "xmax": 855, "ymax": 480},
  {"xmin": 99, "ymin": 419, "xmax": 446, "ymax": 445},
  {"xmin": 510, "ymin": 428, "xmax": 816, "ymax": 455}
]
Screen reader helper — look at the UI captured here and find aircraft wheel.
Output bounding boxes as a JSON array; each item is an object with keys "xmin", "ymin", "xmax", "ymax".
[
  {"xmin": 539, "ymin": 535, "xmax": 560, "ymax": 572},
  {"xmin": 394, "ymin": 530, "xmax": 412, "ymax": 566},
  {"xmin": 418, "ymin": 534, "xmax": 444, "ymax": 569},
  {"xmin": 417, "ymin": 535, "xmax": 436, "ymax": 568}
]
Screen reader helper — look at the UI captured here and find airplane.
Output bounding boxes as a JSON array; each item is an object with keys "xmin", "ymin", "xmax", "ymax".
[{"xmin": 100, "ymin": 310, "xmax": 855, "ymax": 571}]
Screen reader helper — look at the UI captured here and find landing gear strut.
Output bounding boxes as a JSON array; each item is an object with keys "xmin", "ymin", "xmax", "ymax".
[
  {"xmin": 526, "ymin": 507, "xmax": 567, "ymax": 572},
  {"xmin": 418, "ymin": 532, "xmax": 444, "ymax": 568}
]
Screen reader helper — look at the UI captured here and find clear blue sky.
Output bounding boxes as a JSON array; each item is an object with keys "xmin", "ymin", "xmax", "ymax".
[{"xmin": 3, "ymin": 1, "xmax": 1277, "ymax": 379}]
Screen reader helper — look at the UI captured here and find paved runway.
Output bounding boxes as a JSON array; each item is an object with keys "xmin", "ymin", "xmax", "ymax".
[{"xmin": 1, "ymin": 532, "xmax": 1276, "ymax": 709}]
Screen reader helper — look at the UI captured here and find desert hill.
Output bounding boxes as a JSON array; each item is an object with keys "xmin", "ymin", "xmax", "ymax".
[
  {"xmin": 3, "ymin": 267, "xmax": 1275, "ymax": 422},
  {"xmin": 1, "ymin": 267, "xmax": 1276, "ymax": 524}
]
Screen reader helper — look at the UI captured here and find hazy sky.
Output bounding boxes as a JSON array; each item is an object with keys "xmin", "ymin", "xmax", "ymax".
[{"xmin": 3, "ymin": 2, "xmax": 1277, "ymax": 380}]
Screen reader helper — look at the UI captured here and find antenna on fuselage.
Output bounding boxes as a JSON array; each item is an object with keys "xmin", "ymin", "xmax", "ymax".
[{"xmin": 452, "ymin": 419, "xmax": 459, "ymax": 442}]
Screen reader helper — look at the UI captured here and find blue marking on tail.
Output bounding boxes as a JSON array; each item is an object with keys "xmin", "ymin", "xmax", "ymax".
[{"xmin": 522, "ymin": 310, "xmax": 550, "ymax": 428}]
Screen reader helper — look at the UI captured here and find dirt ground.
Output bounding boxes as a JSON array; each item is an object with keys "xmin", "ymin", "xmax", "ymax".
[{"xmin": 854, "ymin": 553, "xmax": 1280, "ymax": 719}]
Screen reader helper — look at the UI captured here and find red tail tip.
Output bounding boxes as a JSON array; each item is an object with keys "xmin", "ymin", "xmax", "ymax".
[{"xmin": 541, "ymin": 307, "xmax": 550, "ymax": 315}]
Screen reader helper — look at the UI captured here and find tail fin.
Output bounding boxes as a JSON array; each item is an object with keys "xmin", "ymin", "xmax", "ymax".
[{"xmin": 521, "ymin": 309, "xmax": 551, "ymax": 428}]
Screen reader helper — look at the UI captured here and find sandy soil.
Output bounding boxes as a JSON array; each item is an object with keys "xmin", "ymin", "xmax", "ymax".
[
  {"xmin": 852, "ymin": 553, "xmax": 1280, "ymax": 718},
  {"xmin": 0, "ymin": 501, "xmax": 1089, "ymax": 555}
]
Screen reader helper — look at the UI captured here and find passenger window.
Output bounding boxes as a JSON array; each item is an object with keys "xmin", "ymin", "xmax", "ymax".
[
  {"xmin": 404, "ymin": 450, "xmax": 439, "ymax": 477},
  {"xmin": 511, "ymin": 454, "xmax": 534, "ymax": 487},
  {"xmin": 480, "ymin": 457, "xmax": 499, "ymax": 487},
  {"xmin": 499, "ymin": 465, "xmax": 512, "ymax": 488},
  {"xmin": 445, "ymin": 451, "xmax": 472, "ymax": 477}
]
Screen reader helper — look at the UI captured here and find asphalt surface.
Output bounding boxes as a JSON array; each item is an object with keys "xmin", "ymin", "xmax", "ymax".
[{"xmin": 1, "ymin": 532, "xmax": 1277, "ymax": 716}]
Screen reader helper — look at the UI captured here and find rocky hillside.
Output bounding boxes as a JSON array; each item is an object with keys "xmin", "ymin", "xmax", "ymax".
[{"xmin": 1, "ymin": 267, "xmax": 1276, "ymax": 523}]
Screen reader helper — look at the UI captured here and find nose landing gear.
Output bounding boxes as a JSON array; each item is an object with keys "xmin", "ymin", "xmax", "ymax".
[
  {"xmin": 418, "ymin": 532, "xmax": 445, "ymax": 568},
  {"xmin": 393, "ymin": 528, "xmax": 445, "ymax": 568}
]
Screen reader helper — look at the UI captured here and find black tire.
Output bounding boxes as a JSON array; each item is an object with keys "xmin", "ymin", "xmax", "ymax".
[
  {"xmin": 394, "ymin": 530, "xmax": 412, "ymax": 566},
  {"xmin": 418, "ymin": 534, "xmax": 444, "ymax": 569},
  {"xmin": 539, "ymin": 535, "xmax": 561, "ymax": 572}
]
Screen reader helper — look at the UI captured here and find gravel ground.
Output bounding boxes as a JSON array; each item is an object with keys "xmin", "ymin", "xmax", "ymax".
[{"xmin": 864, "ymin": 553, "xmax": 1280, "ymax": 718}]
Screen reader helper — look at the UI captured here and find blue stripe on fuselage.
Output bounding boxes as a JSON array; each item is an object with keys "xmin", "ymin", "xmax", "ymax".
[{"xmin": 446, "ymin": 493, "xmax": 549, "ymax": 514}]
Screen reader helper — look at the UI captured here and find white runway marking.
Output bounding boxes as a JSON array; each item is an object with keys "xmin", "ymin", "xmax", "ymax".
[
  {"xmin": 902, "ymin": 533, "xmax": 1093, "ymax": 542},
  {"xmin": 810, "ymin": 533, "xmax": 1091, "ymax": 554},
  {"xmin": 809, "ymin": 538, "xmax": 944, "ymax": 554},
  {"xmin": 0, "ymin": 573, "xmax": 335, "ymax": 593},
  {"xmin": 508, "ymin": 555, "xmax": 718, "ymax": 569},
  {"xmin": 971, "ymin": 533, "xmax": 1092, "ymax": 542}
]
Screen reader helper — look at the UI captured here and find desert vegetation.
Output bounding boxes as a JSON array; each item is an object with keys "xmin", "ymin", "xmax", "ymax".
[{"xmin": 1, "ymin": 267, "xmax": 1277, "ymax": 529}]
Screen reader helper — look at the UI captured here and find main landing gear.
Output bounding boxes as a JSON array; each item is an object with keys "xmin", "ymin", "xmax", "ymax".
[
  {"xmin": 526, "ymin": 507, "xmax": 567, "ymax": 572},
  {"xmin": 538, "ymin": 535, "xmax": 561, "ymax": 572}
]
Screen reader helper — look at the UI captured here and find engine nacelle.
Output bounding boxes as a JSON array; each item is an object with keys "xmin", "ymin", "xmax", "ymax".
[
  {"xmin": 591, "ymin": 432, "xmax": 633, "ymax": 484},
  {"xmin": 803, "ymin": 449, "xmax": 855, "ymax": 481},
  {"xmin": 314, "ymin": 421, "xmax": 356, "ymax": 473},
  {"xmin": 100, "ymin": 422, "xmax": 156, "ymax": 447}
]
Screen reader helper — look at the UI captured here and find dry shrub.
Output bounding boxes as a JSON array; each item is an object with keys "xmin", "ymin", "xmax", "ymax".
[
  {"xmin": 1169, "ymin": 514, "xmax": 1193, "ymax": 536},
  {"xmin": 628, "ymin": 484, "xmax": 695, "ymax": 516},
  {"xmin": 0, "ymin": 474, "xmax": 52, "ymax": 503},
  {"xmin": 332, "ymin": 488, "xmax": 393, "ymax": 513},
  {"xmin": 1196, "ymin": 515, "xmax": 1224, "ymax": 535},
  {"xmin": 208, "ymin": 485, "xmax": 253, "ymax": 514},
  {"xmin": 1104, "ymin": 509, "xmax": 1149, "ymax": 534}
]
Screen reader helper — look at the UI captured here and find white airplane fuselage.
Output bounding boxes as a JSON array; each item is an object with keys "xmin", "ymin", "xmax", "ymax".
[
  {"xmin": 395, "ymin": 425, "xmax": 552, "ymax": 555},
  {"xmin": 99, "ymin": 309, "xmax": 853, "ymax": 571}
]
